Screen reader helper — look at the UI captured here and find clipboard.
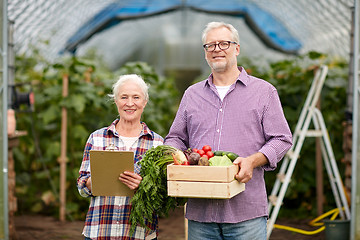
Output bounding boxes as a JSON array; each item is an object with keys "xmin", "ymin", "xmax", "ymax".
[{"xmin": 90, "ymin": 150, "xmax": 135, "ymax": 197}]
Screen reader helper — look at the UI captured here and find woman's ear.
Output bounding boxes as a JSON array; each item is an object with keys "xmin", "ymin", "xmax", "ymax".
[{"xmin": 114, "ymin": 96, "xmax": 120, "ymax": 107}]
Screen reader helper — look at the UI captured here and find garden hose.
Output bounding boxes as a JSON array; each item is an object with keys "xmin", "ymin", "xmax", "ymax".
[{"xmin": 273, "ymin": 208, "xmax": 340, "ymax": 235}]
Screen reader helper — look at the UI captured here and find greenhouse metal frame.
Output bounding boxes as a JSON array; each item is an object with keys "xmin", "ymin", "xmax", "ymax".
[{"xmin": 0, "ymin": 0, "xmax": 360, "ymax": 239}]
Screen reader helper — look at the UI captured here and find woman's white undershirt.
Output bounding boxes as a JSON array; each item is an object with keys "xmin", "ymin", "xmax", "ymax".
[{"xmin": 119, "ymin": 136, "xmax": 139, "ymax": 151}]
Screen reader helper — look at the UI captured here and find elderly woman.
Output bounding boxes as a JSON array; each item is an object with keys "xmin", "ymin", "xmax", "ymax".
[{"xmin": 77, "ymin": 74, "xmax": 163, "ymax": 240}]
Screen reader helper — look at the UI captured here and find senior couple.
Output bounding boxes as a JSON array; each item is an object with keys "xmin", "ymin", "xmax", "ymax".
[{"xmin": 77, "ymin": 21, "xmax": 292, "ymax": 240}]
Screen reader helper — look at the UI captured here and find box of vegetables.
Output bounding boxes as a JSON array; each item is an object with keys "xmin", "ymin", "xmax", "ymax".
[
  {"xmin": 128, "ymin": 145, "xmax": 243, "ymax": 233},
  {"xmin": 167, "ymin": 145, "xmax": 245, "ymax": 199}
]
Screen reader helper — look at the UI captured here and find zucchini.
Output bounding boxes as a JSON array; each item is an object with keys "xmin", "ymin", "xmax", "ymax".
[
  {"xmin": 214, "ymin": 151, "xmax": 224, "ymax": 156},
  {"xmin": 213, "ymin": 150, "xmax": 239, "ymax": 161},
  {"xmin": 226, "ymin": 152, "xmax": 239, "ymax": 161}
]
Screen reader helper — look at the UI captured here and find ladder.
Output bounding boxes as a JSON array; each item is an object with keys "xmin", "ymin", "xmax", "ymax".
[{"xmin": 267, "ymin": 65, "xmax": 351, "ymax": 239}]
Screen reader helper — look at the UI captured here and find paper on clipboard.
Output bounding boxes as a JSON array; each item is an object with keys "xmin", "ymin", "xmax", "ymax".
[{"xmin": 90, "ymin": 150, "xmax": 134, "ymax": 197}]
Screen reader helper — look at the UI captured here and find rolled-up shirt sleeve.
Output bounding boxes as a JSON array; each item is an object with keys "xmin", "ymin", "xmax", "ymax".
[
  {"xmin": 164, "ymin": 93, "xmax": 189, "ymax": 150},
  {"xmin": 259, "ymin": 88, "xmax": 292, "ymax": 171}
]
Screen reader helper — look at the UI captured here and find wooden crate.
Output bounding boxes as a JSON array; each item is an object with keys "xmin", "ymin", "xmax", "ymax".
[{"xmin": 167, "ymin": 164, "xmax": 245, "ymax": 199}]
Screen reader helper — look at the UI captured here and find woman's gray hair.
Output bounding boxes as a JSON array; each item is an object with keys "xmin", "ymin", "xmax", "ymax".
[
  {"xmin": 109, "ymin": 74, "xmax": 149, "ymax": 101},
  {"xmin": 201, "ymin": 21, "xmax": 240, "ymax": 44}
]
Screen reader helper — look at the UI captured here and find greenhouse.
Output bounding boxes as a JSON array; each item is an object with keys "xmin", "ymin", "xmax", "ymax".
[{"xmin": 1, "ymin": 0, "xmax": 360, "ymax": 239}]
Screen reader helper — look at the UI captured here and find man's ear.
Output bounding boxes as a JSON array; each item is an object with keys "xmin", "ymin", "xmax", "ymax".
[{"xmin": 236, "ymin": 44, "xmax": 240, "ymax": 56}]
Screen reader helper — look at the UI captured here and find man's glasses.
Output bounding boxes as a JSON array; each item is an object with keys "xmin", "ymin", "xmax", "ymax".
[{"xmin": 203, "ymin": 41, "xmax": 237, "ymax": 52}]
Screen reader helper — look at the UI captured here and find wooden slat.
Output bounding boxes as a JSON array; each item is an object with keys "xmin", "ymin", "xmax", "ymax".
[
  {"xmin": 167, "ymin": 180, "xmax": 245, "ymax": 199},
  {"xmin": 167, "ymin": 164, "xmax": 239, "ymax": 182}
]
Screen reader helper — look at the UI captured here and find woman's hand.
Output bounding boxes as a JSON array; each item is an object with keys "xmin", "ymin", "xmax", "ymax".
[
  {"xmin": 86, "ymin": 177, "xmax": 92, "ymax": 191},
  {"xmin": 119, "ymin": 171, "xmax": 142, "ymax": 190}
]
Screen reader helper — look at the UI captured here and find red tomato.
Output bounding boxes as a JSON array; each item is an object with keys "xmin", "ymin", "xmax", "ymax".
[
  {"xmin": 202, "ymin": 145, "xmax": 212, "ymax": 152},
  {"xmin": 206, "ymin": 151, "xmax": 214, "ymax": 158},
  {"xmin": 201, "ymin": 154, "xmax": 209, "ymax": 160},
  {"xmin": 197, "ymin": 149, "xmax": 205, "ymax": 156},
  {"xmin": 182, "ymin": 161, "xmax": 190, "ymax": 165},
  {"xmin": 192, "ymin": 148, "xmax": 199, "ymax": 153}
]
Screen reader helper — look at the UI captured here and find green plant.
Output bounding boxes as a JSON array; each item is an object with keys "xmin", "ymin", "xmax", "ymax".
[
  {"xmin": 13, "ymin": 51, "xmax": 179, "ymax": 219},
  {"xmin": 242, "ymin": 52, "xmax": 348, "ymax": 217},
  {"xmin": 129, "ymin": 145, "xmax": 186, "ymax": 233},
  {"xmin": 12, "ymin": 48, "xmax": 348, "ymax": 221}
]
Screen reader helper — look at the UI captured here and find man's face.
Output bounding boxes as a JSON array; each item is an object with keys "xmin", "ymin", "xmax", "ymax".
[{"xmin": 204, "ymin": 27, "xmax": 240, "ymax": 73}]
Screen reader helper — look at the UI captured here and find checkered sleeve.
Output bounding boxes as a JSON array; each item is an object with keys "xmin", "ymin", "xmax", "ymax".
[{"xmin": 77, "ymin": 134, "xmax": 94, "ymax": 197}]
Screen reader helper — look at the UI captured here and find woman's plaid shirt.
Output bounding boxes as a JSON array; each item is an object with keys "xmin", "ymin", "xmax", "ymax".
[{"xmin": 77, "ymin": 119, "xmax": 164, "ymax": 240}]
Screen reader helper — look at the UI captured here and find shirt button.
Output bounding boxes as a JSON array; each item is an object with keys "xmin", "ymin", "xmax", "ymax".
[{"xmin": 217, "ymin": 129, "xmax": 220, "ymax": 133}]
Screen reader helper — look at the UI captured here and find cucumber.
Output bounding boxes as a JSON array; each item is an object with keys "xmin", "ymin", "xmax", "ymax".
[
  {"xmin": 226, "ymin": 152, "xmax": 239, "ymax": 161},
  {"xmin": 213, "ymin": 150, "xmax": 238, "ymax": 161},
  {"xmin": 214, "ymin": 151, "xmax": 224, "ymax": 156}
]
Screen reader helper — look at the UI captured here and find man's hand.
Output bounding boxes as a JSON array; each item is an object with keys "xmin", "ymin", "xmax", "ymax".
[
  {"xmin": 233, "ymin": 152, "xmax": 268, "ymax": 183},
  {"xmin": 233, "ymin": 156, "xmax": 254, "ymax": 183},
  {"xmin": 119, "ymin": 171, "xmax": 142, "ymax": 190}
]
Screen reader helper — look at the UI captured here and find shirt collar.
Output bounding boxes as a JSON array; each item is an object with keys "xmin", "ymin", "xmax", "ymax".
[
  {"xmin": 237, "ymin": 66, "xmax": 250, "ymax": 86},
  {"xmin": 205, "ymin": 66, "xmax": 250, "ymax": 87},
  {"xmin": 107, "ymin": 119, "xmax": 155, "ymax": 139}
]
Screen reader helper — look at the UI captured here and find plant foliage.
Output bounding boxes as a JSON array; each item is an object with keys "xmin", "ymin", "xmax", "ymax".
[
  {"xmin": 13, "ymin": 49, "xmax": 348, "ymax": 220},
  {"xmin": 241, "ymin": 52, "xmax": 348, "ymax": 217},
  {"xmin": 13, "ymin": 51, "xmax": 179, "ymax": 219}
]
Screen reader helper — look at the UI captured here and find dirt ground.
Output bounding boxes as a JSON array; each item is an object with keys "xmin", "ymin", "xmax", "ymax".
[{"xmin": 13, "ymin": 206, "xmax": 325, "ymax": 240}]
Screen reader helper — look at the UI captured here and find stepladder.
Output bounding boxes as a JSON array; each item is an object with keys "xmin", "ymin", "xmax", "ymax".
[{"xmin": 266, "ymin": 65, "xmax": 351, "ymax": 239}]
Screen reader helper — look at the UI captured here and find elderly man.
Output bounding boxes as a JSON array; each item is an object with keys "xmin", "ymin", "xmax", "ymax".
[{"xmin": 164, "ymin": 21, "xmax": 292, "ymax": 240}]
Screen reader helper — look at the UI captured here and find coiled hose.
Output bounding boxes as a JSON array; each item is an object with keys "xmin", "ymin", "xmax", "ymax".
[{"xmin": 274, "ymin": 208, "xmax": 340, "ymax": 235}]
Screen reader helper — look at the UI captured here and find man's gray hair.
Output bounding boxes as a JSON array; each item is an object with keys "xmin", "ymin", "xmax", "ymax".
[
  {"xmin": 202, "ymin": 21, "xmax": 240, "ymax": 44},
  {"xmin": 109, "ymin": 74, "xmax": 149, "ymax": 101}
]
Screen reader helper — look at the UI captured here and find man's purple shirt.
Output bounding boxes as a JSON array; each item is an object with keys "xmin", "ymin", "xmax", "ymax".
[{"xmin": 164, "ymin": 67, "xmax": 292, "ymax": 223}]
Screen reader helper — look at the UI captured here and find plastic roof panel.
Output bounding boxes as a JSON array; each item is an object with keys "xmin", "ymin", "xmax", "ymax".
[
  {"xmin": 64, "ymin": 0, "xmax": 302, "ymax": 54},
  {"xmin": 189, "ymin": 1, "xmax": 302, "ymax": 52},
  {"xmin": 7, "ymin": 0, "xmax": 354, "ymax": 70},
  {"xmin": 65, "ymin": 0, "xmax": 184, "ymax": 53}
]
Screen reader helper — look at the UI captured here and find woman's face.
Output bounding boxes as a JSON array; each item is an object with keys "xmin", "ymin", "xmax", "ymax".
[{"xmin": 115, "ymin": 81, "xmax": 147, "ymax": 123}]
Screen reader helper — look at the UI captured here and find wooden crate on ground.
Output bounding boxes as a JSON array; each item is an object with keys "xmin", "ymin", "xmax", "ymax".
[{"xmin": 167, "ymin": 164, "xmax": 245, "ymax": 199}]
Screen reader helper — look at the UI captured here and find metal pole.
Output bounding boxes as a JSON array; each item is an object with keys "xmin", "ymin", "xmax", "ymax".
[
  {"xmin": 59, "ymin": 74, "xmax": 68, "ymax": 222},
  {"xmin": 0, "ymin": 0, "xmax": 8, "ymax": 239},
  {"xmin": 316, "ymin": 100, "xmax": 324, "ymax": 216},
  {"xmin": 351, "ymin": 0, "xmax": 360, "ymax": 239}
]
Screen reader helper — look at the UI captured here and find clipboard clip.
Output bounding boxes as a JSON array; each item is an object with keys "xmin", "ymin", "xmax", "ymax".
[{"xmin": 105, "ymin": 144, "xmax": 119, "ymax": 151}]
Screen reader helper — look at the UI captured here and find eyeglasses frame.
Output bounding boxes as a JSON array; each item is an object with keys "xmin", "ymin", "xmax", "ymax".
[{"xmin": 203, "ymin": 41, "xmax": 238, "ymax": 52}]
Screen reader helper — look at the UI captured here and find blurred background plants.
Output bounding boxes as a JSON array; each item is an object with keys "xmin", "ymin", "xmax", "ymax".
[
  {"xmin": 13, "ymin": 48, "xmax": 348, "ymax": 220},
  {"xmin": 13, "ymin": 49, "xmax": 180, "ymax": 220},
  {"xmin": 242, "ymin": 52, "xmax": 348, "ymax": 218}
]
